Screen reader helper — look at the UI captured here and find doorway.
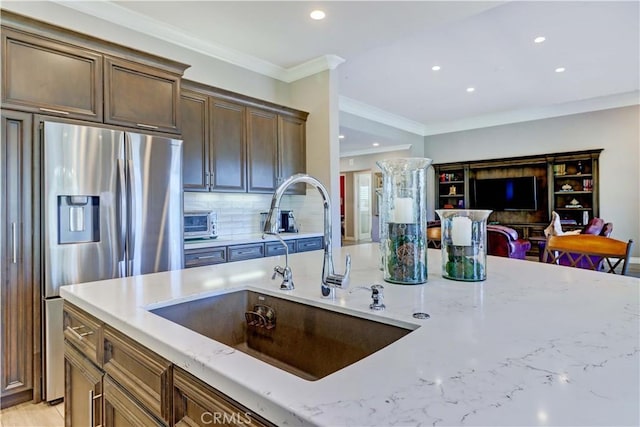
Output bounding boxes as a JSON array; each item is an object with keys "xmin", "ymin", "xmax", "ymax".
[{"xmin": 353, "ymin": 171, "xmax": 372, "ymax": 242}]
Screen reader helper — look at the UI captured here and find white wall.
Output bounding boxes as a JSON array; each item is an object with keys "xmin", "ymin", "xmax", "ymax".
[
  {"xmin": 425, "ymin": 105, "xmax": 640, "ymax": 257},
  {"xmin": 291, "ymin": 70, "xmax": 342, "ymax": 247}
]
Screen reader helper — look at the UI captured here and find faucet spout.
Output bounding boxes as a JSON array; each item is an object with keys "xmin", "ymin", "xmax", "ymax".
[{"xmin": 263, "ymin": 174, "xmax": 351, "ymax": 297}]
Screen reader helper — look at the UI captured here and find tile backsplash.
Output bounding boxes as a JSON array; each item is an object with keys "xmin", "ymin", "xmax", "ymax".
[{"xmin": 184, "ymin": 192, "xmax": 324, "ymax": 237}]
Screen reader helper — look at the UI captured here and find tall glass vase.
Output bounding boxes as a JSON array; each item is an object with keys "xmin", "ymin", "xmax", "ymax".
[
  {"xmin": 435, "ymin": 209, "xmax": 492, "ymax": 281},
  {"xmin": 376, "ymin": 158, "xmax": 432, "ymax": 284}
]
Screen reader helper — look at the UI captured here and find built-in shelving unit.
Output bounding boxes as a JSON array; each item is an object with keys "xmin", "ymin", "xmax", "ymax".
[
  {"xmin": 433, "ymin": 149, "xmax": 602, "ymax": 230},
  {"xmin": 549, "ymin": 152, "xmax": 600, "ymax": 227},
  {"xmin": 435, "ymin": 166, "xmax": 468, "ymax": 209}
]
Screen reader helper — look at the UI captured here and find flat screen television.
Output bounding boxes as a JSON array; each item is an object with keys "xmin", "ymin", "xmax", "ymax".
[{"xmin": 471, "ymin": 176, "xmax": 538, "ymax": 211}]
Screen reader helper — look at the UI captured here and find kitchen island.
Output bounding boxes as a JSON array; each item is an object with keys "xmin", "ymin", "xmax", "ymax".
[{"xmin": 60, "ymin": 243, "xmax": 639, "ymax": 426}]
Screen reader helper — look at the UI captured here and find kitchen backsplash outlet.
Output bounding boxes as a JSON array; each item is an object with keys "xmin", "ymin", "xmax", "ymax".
[{"xmin": 184, "ymin": 192, "xmax": 324, "ymax": 237}]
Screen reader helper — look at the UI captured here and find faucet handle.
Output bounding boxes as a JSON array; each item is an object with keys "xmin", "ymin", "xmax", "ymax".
[
  {"xmin": 324, "ymin": 254, "xmax": 351, "ymax": 289},
  {"xmin": 272, "ymin": 265, "xmax": 284, "ymax": 280}
]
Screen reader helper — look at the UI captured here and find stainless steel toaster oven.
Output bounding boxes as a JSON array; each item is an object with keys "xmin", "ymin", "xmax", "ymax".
[{"xmin": 184, "ymin": 210, "xmax": 217, "ymax": 239}]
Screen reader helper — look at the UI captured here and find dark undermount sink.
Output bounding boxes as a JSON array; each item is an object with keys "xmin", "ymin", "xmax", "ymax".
[{"xmin": 149, "ymin": 290, "xmax": 415, "ymax": 380}]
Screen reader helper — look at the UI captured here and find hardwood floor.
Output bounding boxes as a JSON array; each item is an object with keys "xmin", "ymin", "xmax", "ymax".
[{"xmin": 0, "ymin": 402, "xmax": 63, "ymax": 427}]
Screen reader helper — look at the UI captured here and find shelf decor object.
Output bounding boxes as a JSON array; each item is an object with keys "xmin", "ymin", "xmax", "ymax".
[
  {"xmin": 436, "ymin": 209, "xmax": 492, "ymax": 282},
  {"xmin": 377, "ymin": 158, "xmax": 432, "ymax": 284}
]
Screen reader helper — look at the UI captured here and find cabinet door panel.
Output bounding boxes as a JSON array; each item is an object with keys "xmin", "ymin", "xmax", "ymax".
[
  {"xmin": 103, "ymin": 326, "xmax": 172, "ymax": 424},
  {"xmin": 105, "ymin": 56, "xmax": 180, "ymax": 133},
  {"xmin": 278, "ymin": 115, "xmax": 306, "ymax": 194},
  {"xmin": 64, "ymin": 342, "xmax": 103, "ymax": 427},
  {"xmin": 174, "ymin": 367, "xmax": 274, "ymax": 427},
  {"xmin": 2, "ymin": 29, "xmax": 103, "ymax": 121},
  {"xmin": 0, "ymin": 110, "xmax": 33, "ymax": 408},
  {"xmin": 247, "ymin": 108, "xmax": 277, "ymax": 193},
  {"xmin": 210, "ymin": 98, "xmax": 246, "ymax": 192},
  {"xmin": 181, "ymin": 90, "xmax": 209, "ymax": 191},
  {"xmin": 103, "ymin": 375, "xmax": 165, "ymax": 427}
]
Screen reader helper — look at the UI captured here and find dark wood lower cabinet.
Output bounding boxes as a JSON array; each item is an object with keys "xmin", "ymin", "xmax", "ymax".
[
  {"xmin": 64, "ymin": 343, "xmax": 102, "ymax": 427},
  {"xmin": 0, "ymin": 110, "xmax": 34, "ymax": 409},
  {"xmin": 174, "ymin": 367, "xmax": 274, "ymax": 427},
  {"xmin": 103, "ymin": 375, "xmax": 165, "ymax": 427},
  {"xmin": 64, "ymin": 302, "xmax": 274, "ymax": 427}
]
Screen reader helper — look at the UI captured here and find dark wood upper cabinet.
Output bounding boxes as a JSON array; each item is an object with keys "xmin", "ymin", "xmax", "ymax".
[
  {"xmin": 181, "ymin": 80, "xmax": 307, "ymax": 194},
  {"xmin": 210, "ymin": 98, "xmax": 247, "ymax": 192},
  {"xmin": 278, "ymin": 114, "xmax": 307, "ymax": 195},
  {"xmin": 247, "ymin": 107, "xmax": 278, "ymax": 193},
  {"xmin": 2, "ymin": 11, "xmax": 189, "ymax": 135},
  {"xmin": 1, "ymin": 28, "xmax": 103, "ymax": 122},
  {"xmin": 104, "ymin": 56, "xmax": 181, "ymax": 134},
  {"xmin": 181, "ymin": 90, "xmax": 209, "ymax": 192}
]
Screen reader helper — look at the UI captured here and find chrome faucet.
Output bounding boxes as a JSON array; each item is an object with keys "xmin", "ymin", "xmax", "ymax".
[{"xmin": 263, "ymin": 174, "xmax": 351, "ymax": 298}]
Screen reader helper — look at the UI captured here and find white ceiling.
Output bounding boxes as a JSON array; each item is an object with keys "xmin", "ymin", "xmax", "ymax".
[{"xmin": 19, "ymin": 1, "xmax": 640, "ymax": 155}]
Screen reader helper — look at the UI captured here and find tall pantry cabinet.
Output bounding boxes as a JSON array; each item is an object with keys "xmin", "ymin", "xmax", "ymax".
[{"xmin": 0, "ymin": 110, "xmax": 35, "ymax": 408}]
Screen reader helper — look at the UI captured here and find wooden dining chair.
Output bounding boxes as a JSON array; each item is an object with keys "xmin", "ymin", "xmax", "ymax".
[
  {"xmin": 427, "ymin": 226, "xmax": 442, "ymax": 249},
  {"xmin": 542, "ymin": 234, "xmax": 634, "ymax": 275}
]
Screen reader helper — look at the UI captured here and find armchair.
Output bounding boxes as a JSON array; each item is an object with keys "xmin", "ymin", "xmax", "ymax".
[{"xmin": 487, "ymin": 225, "xmax": 532, "ymax": 260}]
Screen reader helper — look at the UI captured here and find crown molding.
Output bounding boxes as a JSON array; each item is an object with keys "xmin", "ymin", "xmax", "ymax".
[
  {"xmin": 51, "ymin": 0, "xmax": 341, "ymax": 82},
  {"xmin": 340, "ymin": 144, "xmax": 413, "ymax": 158},
  {"xmin": 340, "ymin": 91, "xmax": 640, "ymax": 138},
  {"xmin": 283, "ymin": 55, "xmax": 346, "ymax": 83},
  {"xmin": 423, "ymin": 91, "xmax": 640, "ymax": 136},
  {"xmin": 339, "ymin": 96, "xmax": 427, "ymax": 136}
]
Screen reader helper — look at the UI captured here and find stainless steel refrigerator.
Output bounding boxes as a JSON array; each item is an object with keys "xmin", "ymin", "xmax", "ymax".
[{"xmin": 42, "ymin": 121, "xmax": 183, "ymax": 402}]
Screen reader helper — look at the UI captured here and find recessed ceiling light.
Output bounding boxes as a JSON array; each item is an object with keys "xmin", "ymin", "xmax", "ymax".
[
  {"xmin": 555, "ymin": 67, "xmax": 566, "ymax": 73},
  {"xmin": 310, "ymin": 10, "xmax": 326, "ymax": 20},
  {"xmin": 431, "ymin": 65, "xmax": 441, "ymax": 71},
  {"xmin": 534, "ymin": 36, "xmax": 546, "ymax": 43},
  {"xmin": 338, "ymin": 134, "xmax": 345, "ymax": 139},
  {"xmin": 466, "ymin": 87, "xmax": 475, "ymax": 93},
  {"xmin": 372, "ymin": 142, "xmax": 380, "ymax": 147}
]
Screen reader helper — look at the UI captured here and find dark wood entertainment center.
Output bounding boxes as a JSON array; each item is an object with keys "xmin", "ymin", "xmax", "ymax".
[{"xmin": 434, "ymin": 149, "xmax": 602, "ymax": 240}]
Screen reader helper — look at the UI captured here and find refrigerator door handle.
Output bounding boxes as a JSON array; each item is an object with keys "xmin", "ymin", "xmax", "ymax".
[
  {"xmin": 117, "ymin": 158, "xmax": 127, "ymax": 277},
  {"xmin": 127, "ymin": 158, "xmax": 135, "ymax": 276},
  {"xmin": 11, "ymin": 222, "xmax": 17, "ymax": 264}
]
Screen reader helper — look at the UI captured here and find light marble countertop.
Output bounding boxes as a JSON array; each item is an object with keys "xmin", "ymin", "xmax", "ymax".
[
  {"xmin": 60, "ymin": 244, "xmax": 639, "ymax": 426},
  {"xmin": 184, "ymin": 231, "xmax": 323, "ymax": 249}
]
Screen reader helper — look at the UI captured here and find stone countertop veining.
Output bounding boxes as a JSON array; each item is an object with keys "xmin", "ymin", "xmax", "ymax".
[
  {"xmin": 184, "ymin": 231, "xmax": 323, "ymax": 249},
  {"xmin": 60, "ymin": 244, "xmax": 639, "ymax": 426}
]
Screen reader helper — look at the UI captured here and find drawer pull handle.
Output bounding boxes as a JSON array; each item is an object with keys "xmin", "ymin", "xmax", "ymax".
[
  {"xmin": 39, "ymin": 107, "xmax": 70, "ymax": 115},
  {"xmin": 236, "ymin": 250, "xmax": 258, "ymax": 255},
  {"xmin": 136, "ymin": 123, "xmax": 159, "ymax": 129},
  {"xmin": 196, "ymin": 254, "xmax": 221, "ymax": 260},
  {"xmin": 67, "ymin": 325, "xmax": 93, "ymax": 340}
]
